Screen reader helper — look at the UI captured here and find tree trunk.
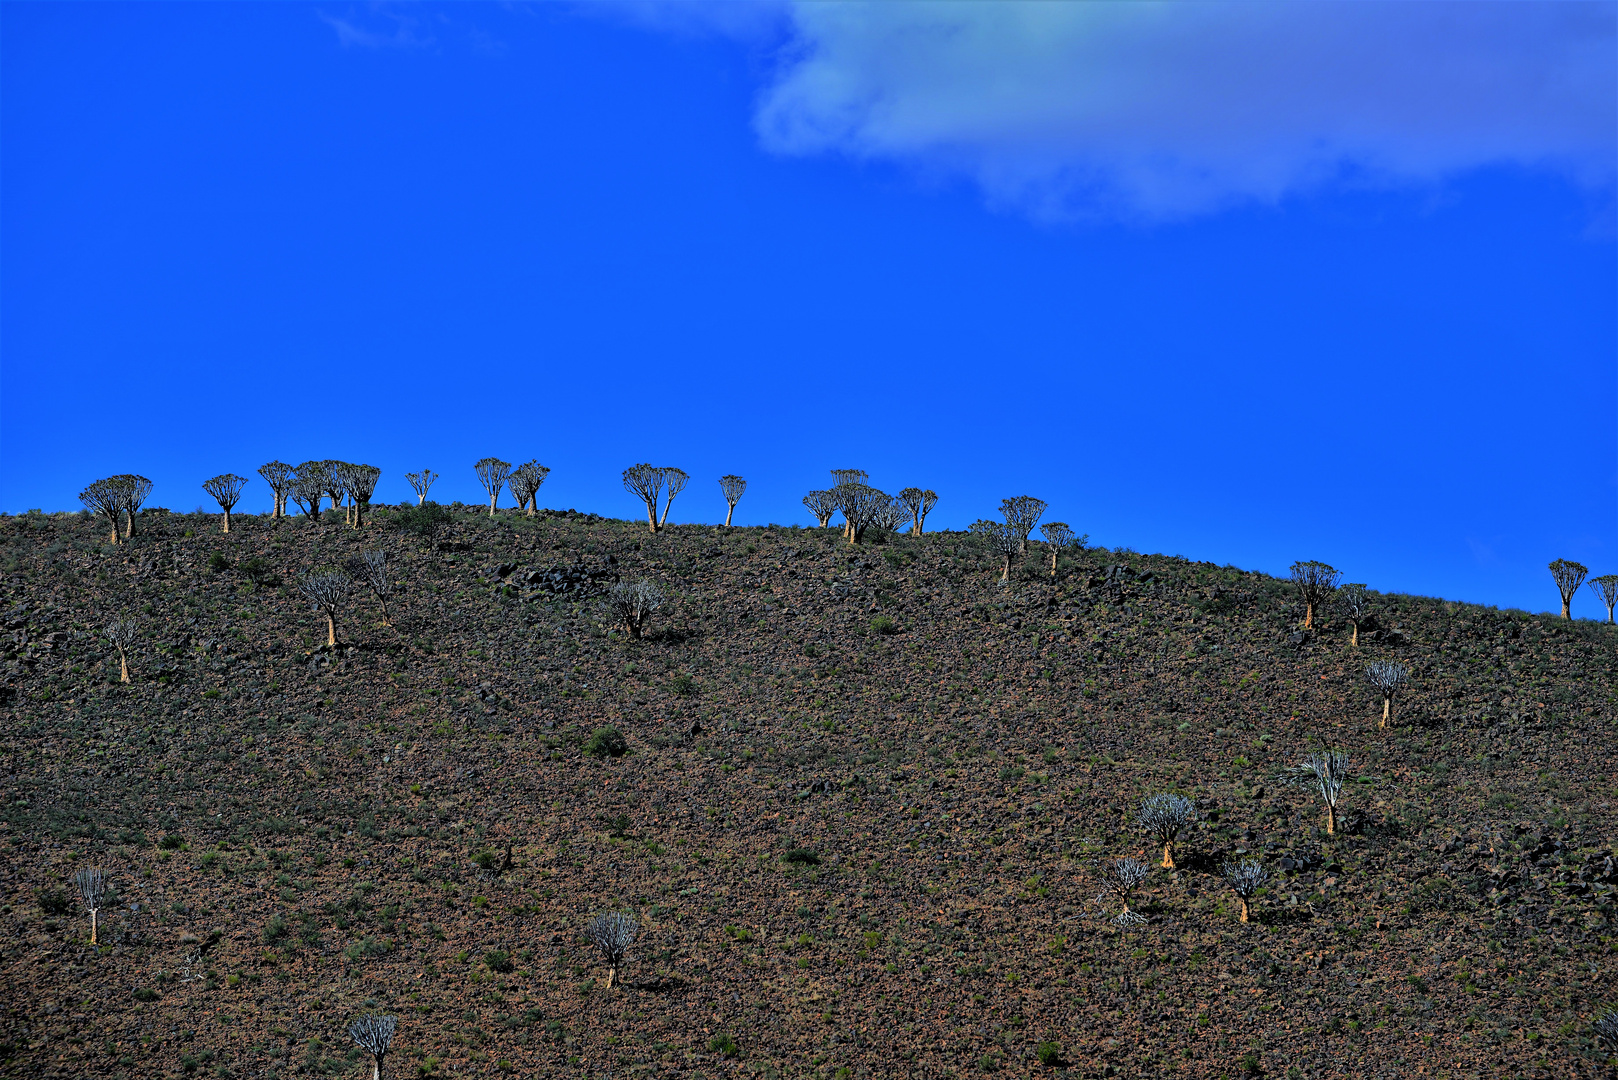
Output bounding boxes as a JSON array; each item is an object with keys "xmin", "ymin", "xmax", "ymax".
[
  {"xmin": 525, "ymin": 498, "xmax": 535, "ymax": 518},
  {"xmin": 1238, "ymin": 898, "xmax": 1249, "ymax": 924},
  {"xmin": 1050, "ymin": 551, "xmax": 1059, "ymax": 578},
  {"xmin": 626, "ymin": 616, "xmax": 640, "ymax": 639},
  {"xmin": 1381, "ymin": 696, "xmax": 1391, "ymax": 728},
  {"xmin": 417, "ymin": 492, "xmax": 426, "ymax": 506},
  {"xmin": 1351, "ymin": 621, "xmax": 1359, "ymax": 646},
  {"xmin": 123, "ymin": 510, "xmax": 135, "ymax": 540},
  {"xmin": 645, "ymin": 506, "xmax": 658, "ymax": 533},
  {"xmin": 488, "ymin": 494, "xmax": 497, "ymax": 518},
  {"xmin": 107, "ymin": 516, "xmax": 120, "ymax": 544},
  {"xmin": 1162, "ymin": 842, "xmax": 1174, "ymax": 869},
  {"xmin": 660, "ymin": 496, "xmax": 677, "ymax": 528},
  {"xmin": 222, "ymin": 509, "xmax": 231, "ymax": 533},
  {"xmin": 1303, "ymin": 602, "xmax": 1314, "ymax": 629},
  {"xmin": 1326, "ymin": 804, "xmax": 1336, "ymax": 835},
  {"xmin": 90, "ymin": 908, "xmax": 98, "ymax": 945},
  {"xmin": 378, "ymin": 598, "xmax": 391, "ymax": 627},
  {"xmin": 1608, "ymin": 603, "xmax": 1615, "ymax": 624},
  {"xmin": 725, "ymin": 504, "xmax": 735, "ymax": 528},
  {"xmin": 1561, "ymin": 597, "xmax": 1571, "ymax": 620},
  {"xmin": 118, "ymin": 650, "xmax": 129, "ymax": 684},
  {"xmin": 606, "ymin": 964, "xmax": 617, "ymax": 989},
  {"xmin": 1000, "ymin": 555, "xmax": 1009, "ymax": 583},
  {"xmin": 325, "ymin": 613, "xmax": 337, "ymax": 649}
]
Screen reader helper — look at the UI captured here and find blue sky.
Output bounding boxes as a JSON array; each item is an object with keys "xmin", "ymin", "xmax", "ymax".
[{"xmin": 2, "ymin": 2, "xmax": 1614, "ymax": 617}]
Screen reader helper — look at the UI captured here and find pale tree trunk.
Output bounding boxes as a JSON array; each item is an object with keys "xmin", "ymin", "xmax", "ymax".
[
  {"xmin": 606, "ymin": 963, "xmax": 619, "ymax": 989},
  {"xmin": 107, "ymin": 517, "xmax": 121, "ymax": 544},
  {"xmin": 90, "ymin": 908, "xmax": 98, "ymax": 944},
  {"xmin": 999, "ymin": 555, "xmax": 1010, "ymax": 583},
  {"xmin": 118, "ymin": 649, "xmax": 129, "ymax": 684},
  {"xmin": 1162, "ymin": 842, "xmax": 1174, "ymax": 869},
  {"xmin": 378, "ymin": 598, "xmax": 391, "ymax": 627},
  {"xmin": 525, "ymin": 496, "xmax": 535, "ymax": 518},
  {"xmin": 1607, "ymin": 603, "xmax": 1615, "ymax": 625},
  {"xmin": 645, "ymin": 505, "xmax": 658, "ymax": 533},
  {"xmin": 1303, "ymin": 602, "xmax": 1315, "ymax": 630},
  {"xmin": 1380, "ymin": 696, "xmax": 1391, "ymax": 728},
  {"xmin": 1326, "ymin": 804, "xmax": 1337, "ymax": 835},
  {"xmin": 1351, "ymin": 622, "xmax": 1359, "ymax": 646},
  {"xmin": 123, "ymin": 510, "xmax": 135, "ymax": 540},
  {"xmin": 659, "ymin": 495, "xmax": 677, "ymax": 528},
  {"xmin": 1050, "ymin": 552, "xmax": 1059, "ymax": 578},
  {"xmin": 417, "ymin": 492, "xmax": 426, "ymax": 506},
  {"xmin": 221, "ymin": 509, "xmax": 231, "ymax": 534},
  {"xmin": 1238, "ymin": 898, "xmax": 1250, "ymax": 924},
  {"xmin": 325, "ymin": 613, "xmax": 337, "ymax": 649},
  {"xmin": 724, "ymin": 504, "xmax": 735, "ymax": 528},
  {"xmin": 488, "ymin": 494, "xmax": 497, "ymax": 518},
  {"xmin": 1561, "ymin": 597, "xmax": 1571, "ymax": 620}
]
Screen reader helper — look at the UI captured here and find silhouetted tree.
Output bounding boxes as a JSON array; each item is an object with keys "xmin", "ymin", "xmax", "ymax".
[
  {"xmin": 474, "ymin": 458, "xmax": 511, "ymax": 518},
  {"xmin": 659, "ymin": 468, "xmax": 689, "ymax": 527},
  {"xmin": 897, "ymin": 487, "xmax": 939, "ymax": 535},
  {"xmin": 298, "ymin": 570, "xmax": 354, "ymax": 648},
  {"xmin": 320, "ymin": 460, "xmax": 348, "ymax": 519},
  {"xmin": 202, "ymin": 474, "xmax": 249, "ymax": 533},
  {"xmin": 79, "ymin": 478, "xmax": 123, "ymax": 544},
  {"xmin": 1588, "ymin": 575, "xmax": 1618, "ymax": 625},
  {"xmin": 509, "ymin": 460, "xmax": 551, "ymax": 517},
  {"xmin": 1137, "ymin": 793, "xmax": 1196, "ymax": 868},
  {"xmin": 971, "ymin": 519, "xmax": 1021, "ymax": 583},
  {"xmin": 837, "ymin": 484, "xmax": 888, "ymax": 545},
  {"xmin": 1549, "ymin": 559, "xmax": 1589, "ymax": 620},
  {"xmin": 830, "ymin": 470, "xmax": 870, "ymax": 539},
  {"xmin": 112, "ymin": 474, "xmax": 153, "ymax": 539},
  {"xmin": 291, "ymin": 462, "xmax": 328, "ymax": 522},
  {"xmin": 105, "ymin": 618, "xmax": 138, "ymax": 684},
  {"xmin": 1097, "ymin": 857, "xmax": 1149, "ymax": 927},
  {"xmin": 623, "ymin": 464, "xmax": 664, "ymax": 533},
  {"xmin": 607, "ymin": 580, "xmax": 664, "ymax": 639},
  {"xmin": 1000, "ymin": 496, "xmax": 1046, "ymax": 554},
  {"xmin": 587, "ymin": 912, "xmax": 638, "ymax": 989},
  {"xmin": 1336, "ymin": 582, "xmax": 1373, "ymax": 646},
  {"xmin": 332, "ymin": 463, "xmax": 380, "ymax": 528},
  {"xmin": 346, "ymin": 551, "xmax": 394, "ymax": 626},
  {"xmin": 803, "ymin": 490, "xmax": 837, "ymax": 528},
  {"xmin": 259, "ymin": 461, "xmax": 294, "ymax": 520},
  {"xmin": 1221, "ymin": 859, "xmax": 1267, "ymax": 924},
  {"xmin": 74, "ymin": 868, "xmax": 106, "ymax": 945},
  {"xmin": 874, "ymin": 496, "xmax": 909, "ymax": 535},
  {"xmin": 405, "ymin": 469, "xmax": 438, "ymax": 506},
  {"xmin": 719, "ymin": 475, "xmax": 746, "ymax": 527},
  {"xmin": 1289, "ymin": 560, "xmax": 1341, "ymax": 629},
  {"xmin": 347, "ymin": 1014, "xmax": 397, "ymax": 1080},
  {"xmin": 1366, "ymin": 660, "xmax": 1409, "ymax": 728},
  {"xmin": 1297, "ymin": 745, "xmax": 1350, "ymax": 835},
  {"xmin": 1040, "ymin": 522, "xmax": 1083, "ymax": 578}
]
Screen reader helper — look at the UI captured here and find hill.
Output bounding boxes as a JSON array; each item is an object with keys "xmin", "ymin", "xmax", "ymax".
[{"xmin": 1, "ymin": 504, "xmax": 1615, "ymax": 1079}]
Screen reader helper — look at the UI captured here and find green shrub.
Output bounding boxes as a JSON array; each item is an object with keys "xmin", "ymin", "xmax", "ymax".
[
  {"xmin": 344, "ymin": 936, "xmax": 393, "ymax": 960},
  {"xmin": 670, "ymin": 673, "xmax": 696, "ymax": 696},
  {"xmin": 471, "ymin": 850, "xmax": 500, "ymax": 870},
  {"xmin": 707, "ymin": 1033, "xmax": 738, "ymax": 1058},
  {"xmin": 393, "ymin": 501, "xmax": 453, "ymax": 540},
  {"xmin": 1036, "ymin": 1041, "xmax": 1062, "ymax": 1066},
  {"xmin": 37, "ymin": 888, "xmax": 70, "ymax": 916},
  {"xmin": 584, "ymin": 726, "xmax": 628, "ymax": 758},
  {"xmin": 207, "ymin": 552, "xmax": 232, "ymax": 573},
  {"xmin": 132, "ymin": 988, "xmax": 159, "ymax": 1002},
  {"xmin": 262, "ymin": 914, "xmax": 289, "ymax": 943},
  {"xmin": 159, "ymin": 833, "xmax": 184, "ymax": 850},
  {"xmin": 484, "ymin": 949, "xmax": 514, "ymax": 973},
  {"xmin": 783, "ymin": 848, "xmax": 820, "ymax": 866},
  {"xmin": 870, "ymin": 615, "xmax": 898, "ymax": 635}
]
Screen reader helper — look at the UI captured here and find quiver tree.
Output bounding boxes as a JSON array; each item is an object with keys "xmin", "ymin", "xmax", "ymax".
[
  {"xmin": 1297, "ymin": 744, "xmax": 1350, "ymax": 835},
  {"xmin": 1289, "ymin": 560, "xmax": 1341, "ymax": 629},
  {"xmin": 803, "ymin": 490, "xmax": 837, "ymax": 528},
  {"xmin": 405, "ymin": 469, "xmax": 438, "ymax": 505},
  {"xmin": 79, "ymin": 478, "xmax": 124, "ymax": 544},
  {"xmin": 105, "ymin": 618, "xmax": 138, "ymax": 684},
  {"xmin": 1000, "ymin": 496, "xmax": 1047, "ymax": 554},
  {"xmin": 474, "ymin": 457, "xmax": 512, "ymax": 517},
  {"xmin": 336, "ymin": 464, "xmax": 381, "ymax": 528},
  {"xmin": 658, "ymin": 468, "xmax": 690, "ymax": 527},
  {"xmin": 345, "ymin": 550, "xmax": 394, "ymax": 626},
  {"xmin": 509, "ymin": 461, "xmax": 551, "ymax": 517},
  {"xmin": 112, "ymin": 474, "xmax": 152, "ymax": 539},
  {"xmin": 202, "ymin": 474, "xmax": 249, "ymax": 533},
  {"xmin": 897, "ymin": 487, "xmax": 938, "ymax": 535},
  {"xmin": 1137, "ymin": 793, "xmax": 1196, "ymax": 868},
  {"xmin": 298, "ymin": 570, "xmax": 354, "ymax": 648},
  {"xmin": 1040, "ymin": 522, "xmax": 1082, "ymax": 578},
  {"xmin": 259, "ymin": 461, "xmax": 294, "ymax": 519},
  {"xmin": 1221, "ymin": 859, "xmax": 1267, "ymax": 924},
  {"xmin": 1549, "ymin": 559, "xmax": 1589, "ymax": 620},
  {"xmin": 74, "ymin": 867, "xmax": 106, "ymax": 945},
  {"xmin": 830, "ymin": 470, "xmax": 870, "ymax": 539},
  {"xmin": 1366, "ymin": 660, "xmax": 1409, "ymax": 728},
  {"xmin": 1096, "ymin": 857, "xmax": 1149, "ymax": 927},
  {"xmin": 970, "ymin": 519, "xmax": 1021, "ymax": 583},
  {"xmin": 718, "ymin": 475, "xmax": 746, "ymax": 527},
  {"xmin": 1336, "ymin": 582, "xmax": 1373, "ymax": 646},
  {"xmin": 291, "ymin": 462, "xmax": 329, "ymax": 521},
  {"xmin": 320, "ymin": 460, "xmax": 349, "ymax": 519},
  {"xmin": 623, "ymin": 464, "xmax": 665, "ymax": 533},
  {"xmin": 874, "ymin": 496, "xmax": 909, "ymax": 535},
  {"xmin": 837, "ymin": 484, "xmax": 888, "ymax": 545},
  {"xmin": 1589, "ymin": 575, "xmax": 1618, "ymax": 624},
  {"xmin": 587, "ymin": 911, "xmax": 638, "ymax": 989},
  {"xmin": 606, "ymin": 580, "xmax": 664, "ymax": 640},
  {"xmin": 1594, "ymin": 1007, "xmax": 1618, "ymax": 1053},
  {"xmin": 347, "ymin": 1014, "xmax": 398, "ymax": 1080}
]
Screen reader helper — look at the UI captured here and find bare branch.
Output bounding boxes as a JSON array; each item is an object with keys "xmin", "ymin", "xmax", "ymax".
[
  {"xmin": 586, "ymin": 912, "xmax": 638, "ymax": 988},
  {"xmin": 473, "ymin": 458, "xmax": 512, "ymax": 518},
  {"xmin": 605, "ymin": 580, "xmax": 664, "ymax": 640},
  {"xmin": 509, "ymin": 461, "xmax": 551, "ymax": 517},
  {"xmin": 1589, "ymin": 575, "xmax": 1618, "ymax": 625},
  {"xmin": 719, "ymin": 475, "xmax": 746, "ymax": 527},
  {"xmin": 623, "ymin": 464, "xmax": 664, "ymax": 533},
  {"xmin": 1549, "ymin": 558, "xmax": 1589, "ymax": 620},
  {"xmin": 202, "ymin": 474, "xmax": 249, "ymax": 533},
  {"xmin": 970, "ymin": 519, "xmax": 1020, "ymax": 583},
  {"xmin": 1366, "ymin": 660, "xmax": 1410, "ymax": 728},
  {"xmin": 1289, "ymin": 560, "xmax": 1340, "ymax": 630},
  {"xmin": 802, "ymin": 490, "xmax": 837, "ymax": 528},
  {"xmin": 658, "ymin": 468, "xmax": 689, "ymax": 527},
  {"xmin": 404, "ymin": 469, "xmax": 438, "ymax": 506}
]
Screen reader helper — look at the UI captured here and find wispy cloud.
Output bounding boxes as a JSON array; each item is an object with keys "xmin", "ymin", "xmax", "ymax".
[
  {"xmin": 319, "ymin": 6, "xmax": 433, "ymax": 50},
  {"xmin": 677, "ymin": 2, "xmax": 1618, "ymax": 221}
]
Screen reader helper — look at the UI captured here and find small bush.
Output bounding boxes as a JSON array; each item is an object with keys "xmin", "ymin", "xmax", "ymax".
[
  {"xmin": 871, "ymin": 615, "xmax": 898, "ymax": 635},
  {"xmin": 708, "ymin": 1033, "xmax": 738, "ymax": 1058},
  {"xmin": 471, "ymin": 850, "xmax": 500, "ymax": 870},
  {"xmin": 207, "ymin": 552, "xmax": 232, "ymax": 573},
  {"xmin": 484, "ymin": 949, "xmax": 514, "ymax": 973},
  {"xmin": 132, "ymin": 988, "xmax": 159, "ymax": 1002},
  {"xmin": 37, "ymin": 888, "xmax": 71, "ymax": 916},
  {"xmin": 262, "ymin": 914, "xmax": 289, "ymax": 943},
  {"xmin": 670, "ymin": 673, "xmax": 696, "ymax": 696},
  {"xmin": 783, "ymin": 848, "xmax": 820, "ymax": 866},
  {"xmin": 584, "ymin": 726, "xmax": 628, "ymax": 759},
  {"xmin": 159, "ymin": 833, "xmax": 184, "ymax": 850},
  {"xmin": 1036, "ymin": 1041, "xmax": 1062, "ymax": 1066}
]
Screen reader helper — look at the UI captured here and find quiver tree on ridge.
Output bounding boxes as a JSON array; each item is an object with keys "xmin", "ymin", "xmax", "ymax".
[
  {"xmin": 971, "ymin": 519, "xmax": 1021, "ymax": 583},
  {"xmin": 473, "ymin": 458, "xmax": 511, "ymax": 517},
  {"xmin": 405, "ymin": 469, "xmax": 437, "ymax": 505},
  {"xmin": 1040, "ymin": 522, "xmax": 1081, "ymax": 578},
  {"xmin": 112, "ymin": 474, "xmax": 152, "ymax": 539},
  {"xmin": 348, "ymin": 1014, "xmax": 398, "ymax": 1080},
  {"xmin": 1290, "ymin": 560, "xmax": 1341, "ymax": 629},
  {"xmin": 79, "ymin": 478, "xmax": 124, "ymax": 544},
  {"xmin": 1366, "ymin": 660, "xmax": 1409, "ymax": 728},
  {"xmin": 659, "ymin": 468, "xmax": 689, "ymax": 527},
  {"xmin": 1589, "ymin": 575, "xmax": 1618, "ymax": 624},
  {"xmin": 897, "ymin": 487, "xmax": 938, "ymax": 535},
  {"xmin": 1337, "ymin": 582, "xmax": 1373, "ymax": 646},
  {"xmin": 623, "ymin": 464, "xmax": 664, "ymax": 533},
  {"xmin": 830, "ymin": 470, "xmax": 870, "ymax": 539},
  {"xmin": 74, "ymin": 867, "xmax": 107, "ymax": 944},
  {"xmin": 718, "ymin": 475, "xmax": 746, "ymax": 527},
  {"xmin": 105, "ymin": 618, "xmax": 138, "ymax": 683},
  {"xmin": 803, "ymin": 490, "xmax": 837, "ymax": 528},
  {"xmin": 320, "ymin": 460, "xmax": 348, "ymax": 519},
  {"xmin": 587, "ymin": 912, "xmax": 638, "ymax": 988},
  {"xmin": 298, "ymin": 570, "xmax": 354, "ymax": 648},
  {"xmin": 202, "ymin": 474, "xmax": 249, "ymax": 533},
  {"xmin": 291, "ymin": 462, "xmax": 328, "ymax": 521},
  {"xmin": 335, "ymin": 464, "xmax": 381, "ymax": 528},
  {"xmin": 1549, "ymin": 559, "xmax": 1588, "ymax": 620},
  {"xmin": 1000, "ymin": 496, "xmax": 1047, "ymax": 554},
  {"xmin": 836, "ymin": 484, "xmax": 888, "ymax": 545},
  {"xmin": 509, "ymin": 460, "xmax": 551, "ymax": 516},
  {"xmin": 1137, "ymin": 793, "xmax": 1196, "ymax": 868},
  {"xmin": 259, "ymin": 461, "xmax": 293, "ymax": 519}
]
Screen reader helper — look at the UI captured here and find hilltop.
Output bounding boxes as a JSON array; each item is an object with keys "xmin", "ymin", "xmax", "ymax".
[{"xmin": 1, "ymin": 504, "xmax": 1615, "ymax": 1080}]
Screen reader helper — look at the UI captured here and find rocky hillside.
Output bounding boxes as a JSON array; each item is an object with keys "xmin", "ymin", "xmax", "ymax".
[{"xmin": 1, "ymin": 504, "xmax": 1615, "ymax": 1079}]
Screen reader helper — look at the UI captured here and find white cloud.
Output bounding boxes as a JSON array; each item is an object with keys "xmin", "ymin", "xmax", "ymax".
[
  {"xmin": 739, "ymin": 2, "xmax": 1616, "ymax": 220},
  {"xmin": 319, "ymin": 7, "xmax": 433, "ymax": 50}
]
